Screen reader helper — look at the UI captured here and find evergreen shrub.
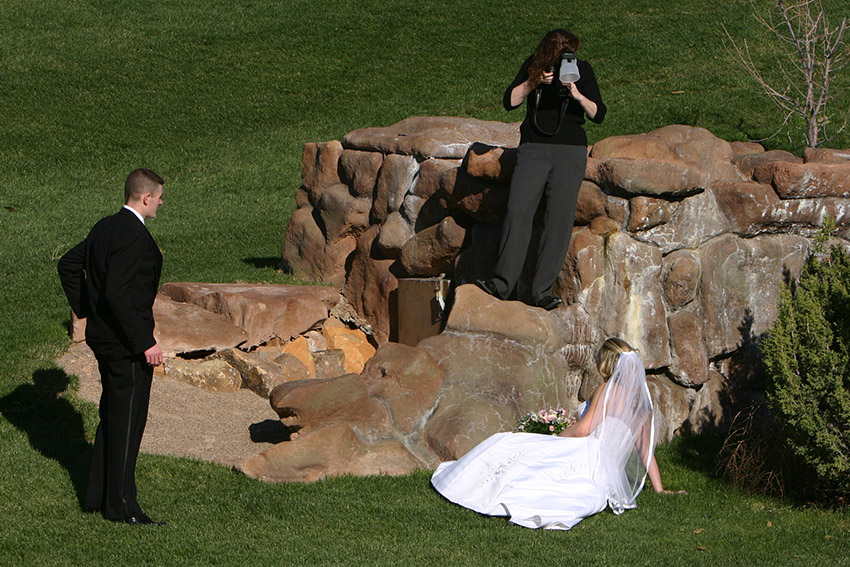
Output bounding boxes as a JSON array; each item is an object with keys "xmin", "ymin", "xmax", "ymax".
[{"xmin": 760, "ymin": 235, "xmax": 850, "ymax": 497}]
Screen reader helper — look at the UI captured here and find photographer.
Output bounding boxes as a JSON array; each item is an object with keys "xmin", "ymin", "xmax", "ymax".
[{"xmin": 477, "ymin": 29, "xmax": 606, "ymax": 310}]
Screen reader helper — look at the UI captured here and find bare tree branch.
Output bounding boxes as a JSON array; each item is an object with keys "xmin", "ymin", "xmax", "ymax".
[{"xmin": 724, "ymin": 0, "xmax": 850, "ymax": 148}]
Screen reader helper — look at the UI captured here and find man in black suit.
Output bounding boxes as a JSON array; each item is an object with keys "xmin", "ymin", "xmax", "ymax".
[{"xmin": 58, "ymin": 168, "xmax": 165, "ymax": 525}]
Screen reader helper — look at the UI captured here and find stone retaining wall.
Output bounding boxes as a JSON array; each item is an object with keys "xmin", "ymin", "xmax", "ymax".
[{"xmin": 257, "ymin": 116, "xmax": 850, "ymax": 481}]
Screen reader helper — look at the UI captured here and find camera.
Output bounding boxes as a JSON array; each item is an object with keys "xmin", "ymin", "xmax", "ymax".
[{"xmin": 558, "ymin": 52, "xmax": 580, "ymax": 84}]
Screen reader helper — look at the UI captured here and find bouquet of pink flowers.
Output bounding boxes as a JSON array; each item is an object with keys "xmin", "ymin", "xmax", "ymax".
[{"xmin": 516, "ymin": 408, "xmax": 577, "ymax": 435}]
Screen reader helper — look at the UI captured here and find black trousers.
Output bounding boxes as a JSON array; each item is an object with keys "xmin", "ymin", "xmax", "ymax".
[
  {"xmin": 85, "ymin": 355, "xmax": 153, "ymax": 520},
  {"xmin": 492, "ymin": 143, "xmax": 587, "ymax": 303}
]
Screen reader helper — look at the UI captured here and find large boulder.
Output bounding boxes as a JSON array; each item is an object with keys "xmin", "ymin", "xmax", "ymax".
[
  {"xmin": 159, "ymin": 282, "xmax": 340, "ymax": 348},
  {"xmin": 152, "ymin": 294, "xmax": 248, "ymax": 356}
]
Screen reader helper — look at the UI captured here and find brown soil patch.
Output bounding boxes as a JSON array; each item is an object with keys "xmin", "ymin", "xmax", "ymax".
[{"xmin": 58, "ymin": 342, "xmax": 284, "ymax": 468}]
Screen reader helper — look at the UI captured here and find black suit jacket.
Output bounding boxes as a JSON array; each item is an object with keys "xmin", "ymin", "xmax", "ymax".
[{"xmin": 58, "ymin": 208, "xmax": 163, "ymax": 360}]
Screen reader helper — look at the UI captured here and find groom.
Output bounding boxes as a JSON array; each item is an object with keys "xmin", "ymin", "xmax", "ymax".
[{"xmin": 58, "ymin": 168, "xmax": 165, "ymax": 525}]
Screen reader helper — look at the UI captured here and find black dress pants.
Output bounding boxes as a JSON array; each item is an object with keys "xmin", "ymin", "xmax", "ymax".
[
  {"xmin": 85, "ymin": 355, "xmax": 152, "ymax": 520},
  {"xmin": 492, "ymin": 143, "xmax": 587, "ymax": 303}
]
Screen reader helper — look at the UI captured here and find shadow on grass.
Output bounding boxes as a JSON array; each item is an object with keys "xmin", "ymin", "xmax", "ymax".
[
  {"xmin": 667, "ymin": 431, "xmax": 725, "ymax": 477},
  {"xmin": 0, "ymin": 368, "xmax": 91, "ymax": 508}
]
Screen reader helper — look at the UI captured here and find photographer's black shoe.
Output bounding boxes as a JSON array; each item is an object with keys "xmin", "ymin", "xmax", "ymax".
[
  {"xmin": 535, "ymin": 296, "xmax": 563, "ymax": 311},
  {"xmin": 475, "ymin": 279, "xmax": 501, "ymax": 299}
]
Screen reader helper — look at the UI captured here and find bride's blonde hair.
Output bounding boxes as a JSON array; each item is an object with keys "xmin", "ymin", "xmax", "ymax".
[{"xmin": 595, "ymin": 338, "xmax": 636, "ymax": 380}]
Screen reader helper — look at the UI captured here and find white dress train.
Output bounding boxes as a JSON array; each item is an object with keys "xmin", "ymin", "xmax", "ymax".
[
  {"xmin": 431, "ymin": 352, "xmax": 655, "ymax": 530},
  {"xmin": 431, "ymin": 431, "xmax": 608, "ymax": 530}
]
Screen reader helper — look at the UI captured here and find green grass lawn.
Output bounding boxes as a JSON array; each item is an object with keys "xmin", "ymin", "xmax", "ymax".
[{"xmin": 1, "ymin": 1, "xmax": 848, "ymax": 565}]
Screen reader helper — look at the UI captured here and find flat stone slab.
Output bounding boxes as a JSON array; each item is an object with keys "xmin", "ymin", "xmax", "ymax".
[
  {"xmin": 154, "ymin": 294, "xmax": 248, "ymax": 356},
  {"xmin": 159, "ymin": 282, "xmax": 341, "ymax": 348},
  {"xmin": 342, "ymin": 116, "xmax": 521, "ymax": 159}
]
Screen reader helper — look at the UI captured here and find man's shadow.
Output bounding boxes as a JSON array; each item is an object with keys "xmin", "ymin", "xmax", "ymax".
[{"xmin": 0, "ymin": 368, "xmax": 92, "ymax": 507}]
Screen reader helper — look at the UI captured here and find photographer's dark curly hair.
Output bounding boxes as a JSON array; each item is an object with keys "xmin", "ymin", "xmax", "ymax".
[{"xmin": 527, "ymin": 29, "xmax": 582, "ymax": 89}]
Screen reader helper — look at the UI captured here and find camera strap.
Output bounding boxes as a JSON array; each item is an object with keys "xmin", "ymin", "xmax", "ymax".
[{"xmin": 531, "ymin": 88, "xmax": 569, "ymax": 136}]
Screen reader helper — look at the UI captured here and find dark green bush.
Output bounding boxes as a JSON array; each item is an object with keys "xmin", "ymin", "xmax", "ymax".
[{"xmin": 760, "ymin": 240, "xmax": 850, "ymax": 497}]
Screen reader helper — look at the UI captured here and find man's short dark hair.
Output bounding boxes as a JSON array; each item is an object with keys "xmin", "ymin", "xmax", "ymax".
[{"xmin": 124, "ymin": 168, "xmax": 164, "ymax": 203}]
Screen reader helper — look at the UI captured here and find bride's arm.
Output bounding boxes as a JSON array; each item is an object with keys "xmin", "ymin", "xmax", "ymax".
[{"xmin": 559, "ymin": 384, "xmax": 604, "ymax": 438}]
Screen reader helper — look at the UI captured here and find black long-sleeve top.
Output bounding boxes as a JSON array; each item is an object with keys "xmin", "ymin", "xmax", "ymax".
[{"xmin": 503, "ymin": 55, "xmax": 606, "ymax": 147}]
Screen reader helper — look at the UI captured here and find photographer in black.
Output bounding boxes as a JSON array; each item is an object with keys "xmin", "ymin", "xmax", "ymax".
[{"xmin": 477, "ymin": 29, "xmax": 606, "ymax": 310}]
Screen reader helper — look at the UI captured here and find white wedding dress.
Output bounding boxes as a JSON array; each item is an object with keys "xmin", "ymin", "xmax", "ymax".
[{"xmin": 431, "ymin": 352, "xmax": 656, "ymax": 530}]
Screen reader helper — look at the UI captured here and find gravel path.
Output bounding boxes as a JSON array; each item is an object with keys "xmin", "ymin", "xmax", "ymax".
[{"xmin": 58, "ymin": 342, "xmax": 284, "ymax": 468}]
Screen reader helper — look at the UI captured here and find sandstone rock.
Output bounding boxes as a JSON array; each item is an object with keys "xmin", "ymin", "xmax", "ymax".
[
  {"xmin": 313, "ymin": 349, "xmax": 346, "ymax": 379},
  {"xmin": 412, "ymin": 158, "xmax": 461, "ymax": 198},
  {"xmin": 343, "ymin": 116, "xmax": 520, "ymax": 159},
  {"xmin": 341, "ymin": 225, "xmax": 399, "ymax": 343},
  {"xmin": 316, "ymin": 183, "xmax": 371, "ymax": 244},
  {"xmin": 635, "ymin": 190, "xmax": 728, "ymax": 254},
  {"xmin": 685, "ymin": 369, "xmax": 739, "ymax": 433},
  {"xmin": 270, "ymin": 373, "xmax": 392, "ymax": 437},
  {"xmin": 444, "ymin": 284, "xmax": 587, "ymax": 355},
  {"xmin": 712, "ymin": 181, "xmax": 780, "ymax": 235},
  {"xmin": 282, "ymin": 336, "xmax": 316, "ymax": 378},
  {"xmin": 301, "ymin": 141, "xmax": 343, "ymax": 206},
  {"xmin": 164, "ymin": 357, "xmax": 242, "ymax": 392},
  {"xmin": 238, "ymin": 423, "xmax": 425, "ymax": 482},
  {"xmin": 766, "ymin": 197, "xmax": 850, "ymax": 230},
  {"xmin": 339, "ymin": 149, "xmax": 384, "ymax": 198},
  {"xmin": 662, "ymin": 249, "xmax": 700, "ymax": 308},
  {"xmin": 730, "ymin": 141, "xmax": 765, "ymax": 159},
  {"xmin": 591, "ymin": 232, "xmax": 670, "ymax": 369},
  {"xmin": 360, "ymin": 342, "xmax": 444, "ymax": 439},
  {"xmin": 628, "ymin": 195, "xmax": 680, "ymax": 232},
  {"xmin": 159, "ymin": 282, "xmax": 339, "ymax": 348},
  {"xmin": 600, "ymin": 158, "xmax": 709, "ymax": 197},
  {"xmin": 712, "ymin": 182, "xmax": 850, "ymax": 235},
  {"xmin": 303, "ymin": 330, "xmax": 328, "ymax": 353},
  {"xmin": 400, "ymin": 194, "xmax": 425, "ymax": 225},
  {"xmin": 372, "ymin": 154, "xmax": 419, "ymax": 224},
  {"xmin": 280, "ymin": 205, "xmax": 356, "ymax": 286},
  {"xmin": 648, "ymin": 124, "xmax": 740, "ymax": 182},
  {"xmin": 294, "ymin": 188, "xmax": 310, "ymax": 209},
  {"xmin": 698, "ymin": 233, "xmax": 809, "ymax": 356},
  {"xmin": 271, "ymin": 352, "xmax": 311, "ymax": 382},
  {"xmin": 647, "ymin": 373, "xmax": 696, "ymax": 441},
  {"xmin": 555, "ymin": 227, "xmax": 605, "ymax": 305},
  {"xmin": 399, "ymin": 215, "xmax": 466, "ymax": 277},
  {"xmin": 464, "ymin": 143, "xmax": 517, "ymax": 183},
  {"xmin": 376, "ymin": 211, "xmax": 414, "ymax": 258},
  {"xmin": 151, "ymin": 294, "xmax": 249, "ymax": 357},
  {"xmin": 322, "ymin": 320, "xmax": 376, "ymax": 375},
  {"xmin": 215, "ymin": 348, "xmax": 288, "ymax": 399},
  {"xmin": 419, "ymin": 330, "xmax": 583, "ymax": 460},
  {"xmin": 584, "ymin": 157, "xmax": 605, "ymax": 185},
  {"xmin": 753, "ymin": 162, "xmax": 850, "ymax": 198},
  {"xmin": 441, "ymin": 167, "xmax": 509, "ymax": 224},
  {"xmin": 589, "ymin": 134, "xmax": 679, "ymax": 161},
  {"xmin": 413, "ymin": 190, "xmax": 452, "ymax": 232},
  {"xmin": 575, "ymin": 181, "xmax": 608, "ymax": 224},
  {"xmin": 667, "ymin": 310, "xmax": 709, "ymax": 387},
  {"xmin": 803, "ymin": 147, "xmax": 850, "ymax": 164},
  {"xmin": 733, "ymin": 149, "xmax": 801, "ymax": 179}
]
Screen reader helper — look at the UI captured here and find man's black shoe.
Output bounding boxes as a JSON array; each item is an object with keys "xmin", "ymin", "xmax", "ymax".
[
  {"xmin": 535, "ymin": 296, "xmax": 563, "ymax": 311},
  {"xmin": 475, "ymin": 279, "xmax": 501, "ymax": 299},
  {"xmin": 115, "ymin": 513, "xmax": 166, "ymax": 526}
]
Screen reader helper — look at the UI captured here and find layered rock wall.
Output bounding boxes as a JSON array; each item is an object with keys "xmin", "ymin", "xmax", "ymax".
[{"xmin": 263, "ymin": 118, "xmax": 850, "ymax": 481}]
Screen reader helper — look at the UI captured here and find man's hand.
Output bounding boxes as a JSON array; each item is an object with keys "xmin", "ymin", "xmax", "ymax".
[{"xmin": 144, "ymin": 343, "xmax": 163, "ymax": 367}]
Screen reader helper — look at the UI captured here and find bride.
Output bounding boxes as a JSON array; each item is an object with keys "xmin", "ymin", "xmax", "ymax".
[{"xmin": 431, "ymin": 338, "xmax": 684, "ymax": 530}]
